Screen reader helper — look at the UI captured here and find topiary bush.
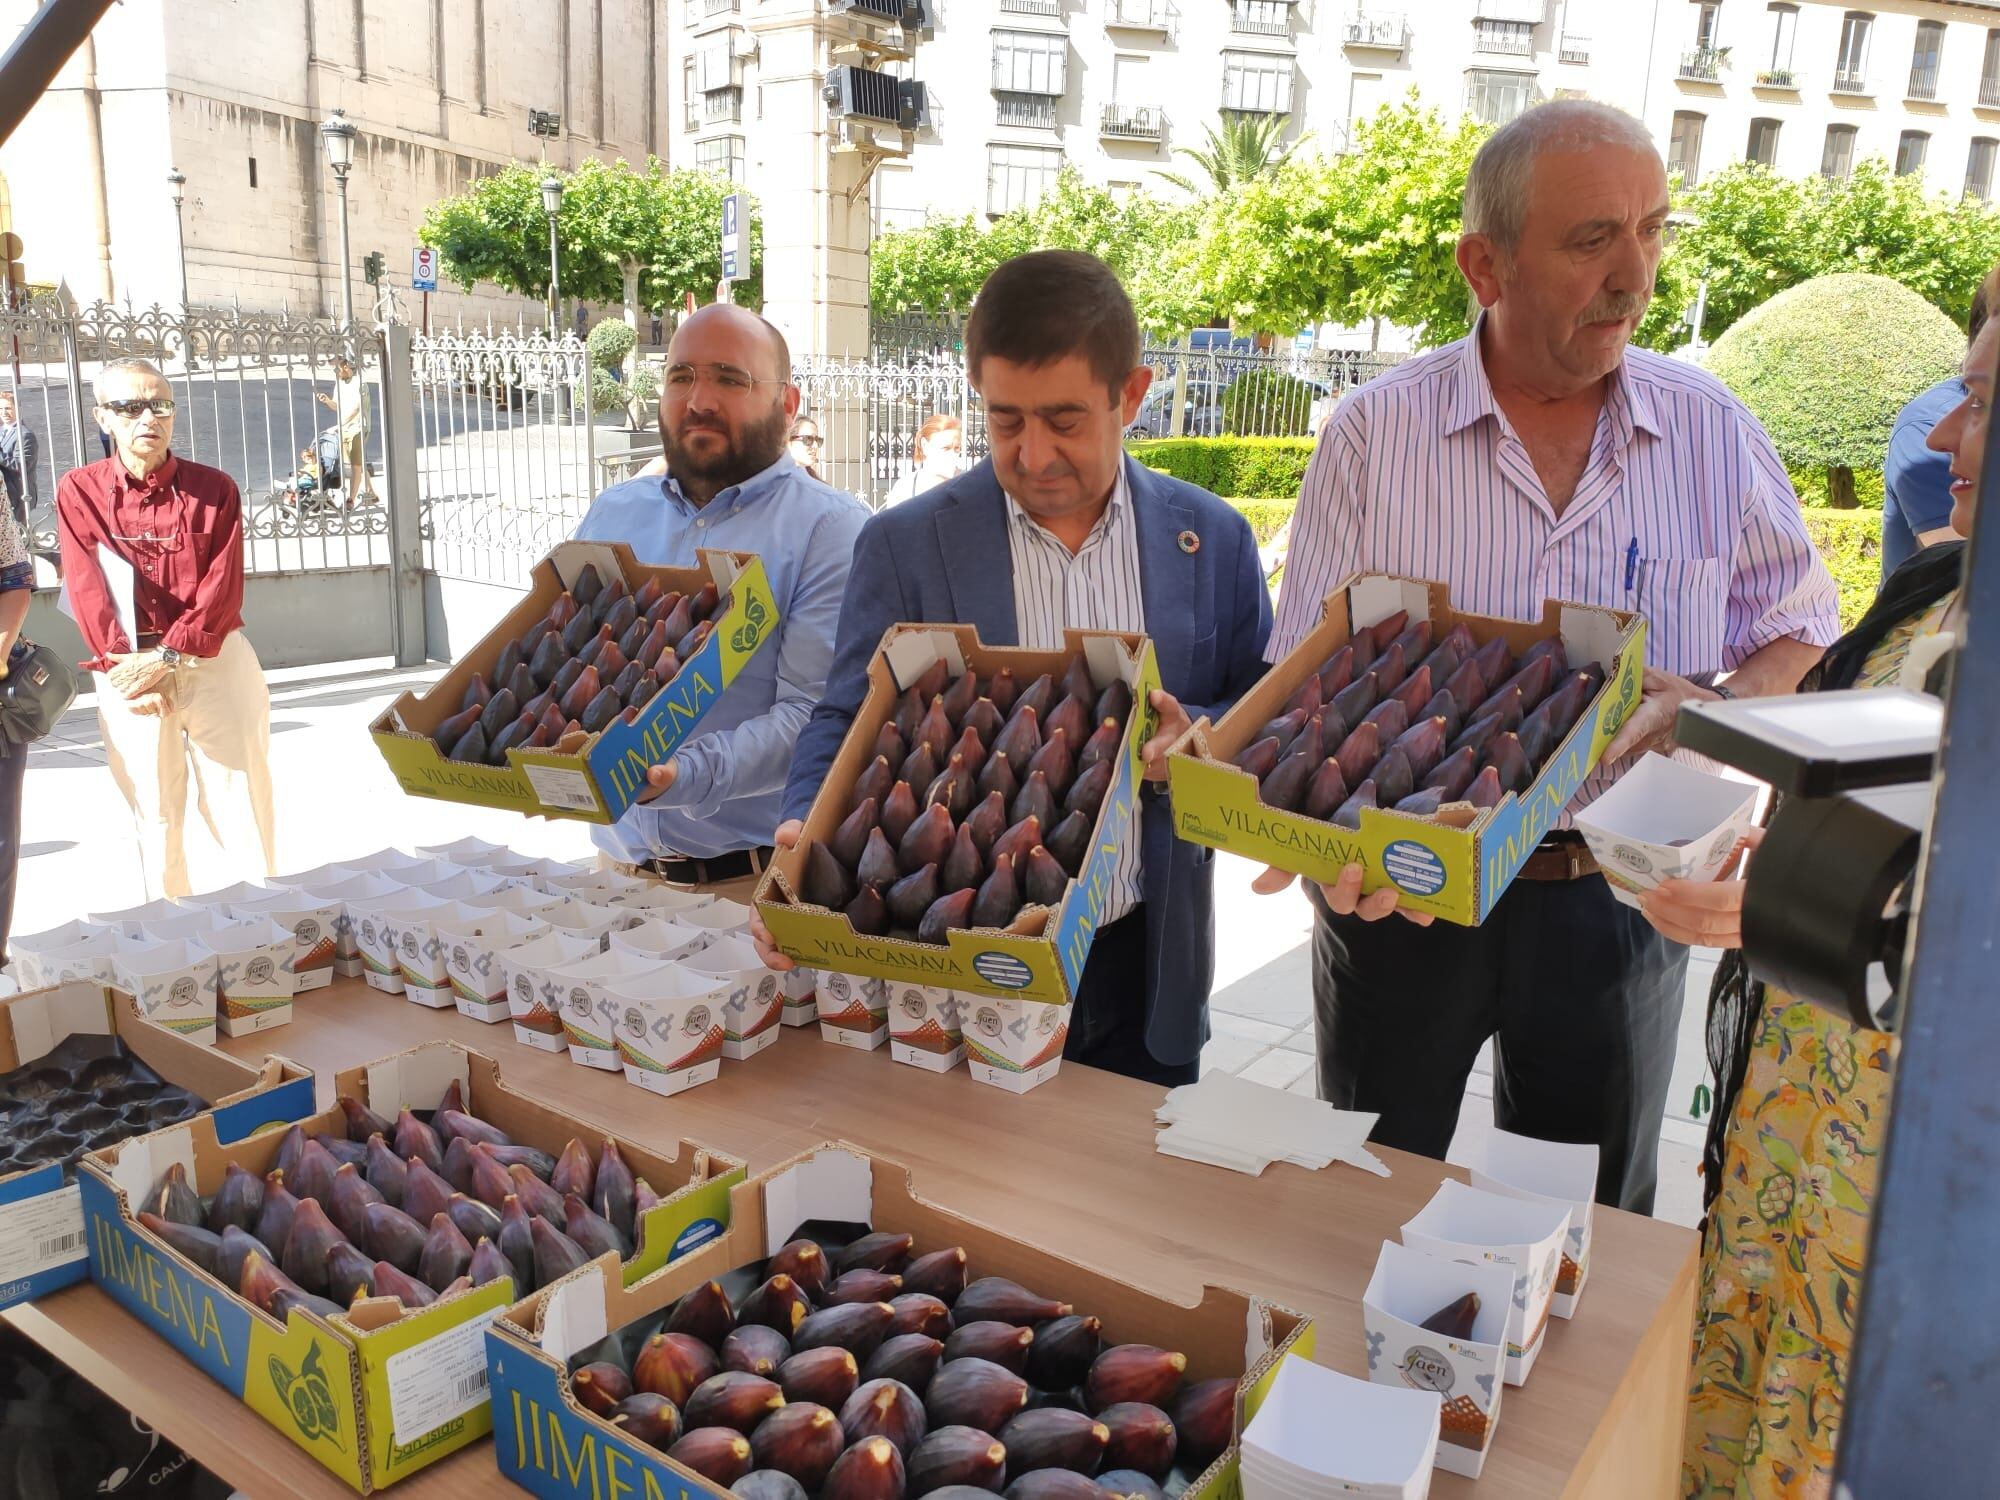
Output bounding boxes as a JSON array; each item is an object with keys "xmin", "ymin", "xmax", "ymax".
[
  {"xmin": 1789, "ymin": 464, "xmax": 1885, "ymax": 510},
  {"xmin": 1221, "ymin": 370, "xmax": 1323, "ymax": 437},
  {"xmin": 1707, "ymin": 273, "xmax": 1961, "ymax": 509},
  {"xmin": 586, "ymin": 318, "xmax": 637, "ymax": 369},
  {"xmin": 1125, "ymin": 437, "xmax": 1315, "ymax": 499},
  {"xmin": 587, "ymin": 318, "xmax": 650, "ymax": 426},
  {"xmin": 1801, "ymin": 506, "xmax": 1883, "ymax": 628}
]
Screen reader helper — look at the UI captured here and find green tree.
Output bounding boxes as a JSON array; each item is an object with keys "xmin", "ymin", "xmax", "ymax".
[
  {"xmin": 1705, "ymin": 272, "xmax": 1962, "ymax": 508},
  {"xmin": 1188, "ymin": 98, "xmax": 1487, "ymax": 343},
  {"xmin": 1642, "ymin": 159, "xmax": 2000, "ymax": 350},
  {"xmin": 1155, "ymin": 113, "xmax": 1303, "ymax": 197},
  {"xmin": 868, "ymin": 170, "xmax": 1208, "ymax": 334},
  {"xmin": 422, "ymin": 159, "xmax": 761, "ymax": 327}
]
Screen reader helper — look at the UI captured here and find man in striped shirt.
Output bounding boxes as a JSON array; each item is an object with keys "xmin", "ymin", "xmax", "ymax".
[
  {"xmin": 761, "ymin": 251, "xmax": 1273, "ymax": 1084},
  {"xmin": 1265, "ymin": 102, "xmax": 1839, "ymax": 1212}
]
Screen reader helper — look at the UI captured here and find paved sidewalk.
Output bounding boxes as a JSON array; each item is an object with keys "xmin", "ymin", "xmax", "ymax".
[{"xmin": 19, "ymin": 659, "xmax": 1712, "ymax": 1228}]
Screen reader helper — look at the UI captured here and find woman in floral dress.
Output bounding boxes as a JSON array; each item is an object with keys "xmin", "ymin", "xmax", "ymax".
[{"xmin": 1646, "ymin": 296, "xmax": 1991, "ymax": 1498}]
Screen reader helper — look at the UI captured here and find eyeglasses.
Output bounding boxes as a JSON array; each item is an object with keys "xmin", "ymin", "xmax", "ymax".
[
  {"xmin": 794, "ymin": 433, "xmax": 824, "ymax": 448},
  {"xmin": 663, "ymin": 363, "xmax": 786, "ymax": 397},
  {"xmin": 100, "ymin": 398, "xmax": 177, "ymax": 419}
]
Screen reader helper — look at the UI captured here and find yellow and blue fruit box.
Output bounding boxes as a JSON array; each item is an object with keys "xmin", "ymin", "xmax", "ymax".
[
  {"xmin": 78, "ymin": 1040, "xmax": 745, "ymax": 1493},
  {"xmin": 371, "ymin": 544, "xmax": 778, "ymax": 824},
  {"xmin": 1167, "ymin": 573, "xmax": 1645, "ymax": 926}
]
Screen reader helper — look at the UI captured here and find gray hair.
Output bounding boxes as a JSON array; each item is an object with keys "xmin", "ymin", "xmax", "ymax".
[
  {"xmin": 1462, "ymin": 101, "xmax": 1661, "ymax": 255},
  {"xmin": 93, "ymin": 357, "xmax": 170, "ymax": 404}
]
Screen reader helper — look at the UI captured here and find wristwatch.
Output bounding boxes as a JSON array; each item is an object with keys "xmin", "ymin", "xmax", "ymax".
[
  {"xmin": 1710, "ymin": 680, "xmax": 1736, "ymax": 701},
  {"xmin": 157, "ymin": 646, "xmax": 184, "ymax": 669}
]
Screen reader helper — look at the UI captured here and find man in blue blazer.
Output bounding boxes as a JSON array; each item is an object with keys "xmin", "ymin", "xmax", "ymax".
[{"xmin": 750, "ymin": 251, "xmax": 1271, "ymax": 1084}]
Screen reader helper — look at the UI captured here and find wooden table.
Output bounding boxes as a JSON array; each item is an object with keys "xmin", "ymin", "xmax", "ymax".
[{"xmin": 8, "ymin": 981, "xmax": 1696, "ymax": 1499}]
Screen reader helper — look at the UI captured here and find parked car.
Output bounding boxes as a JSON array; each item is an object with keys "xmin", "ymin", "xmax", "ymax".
[{"xmin": 1127, "ymin": 372, "xmax": 1225, "ymax": 438}]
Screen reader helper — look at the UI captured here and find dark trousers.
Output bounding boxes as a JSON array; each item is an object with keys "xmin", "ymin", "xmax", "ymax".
[
  {"xmin": 1311, "ymin": 873, "xmax": 1688, "ymax": 1214},
  {"xmin": 0, "ymin": 740, "xmax": 26, "ymax": 966},
  {"xmin": 1062, "ymin": 906, "xmax": 1198, "ymax": 1088}
]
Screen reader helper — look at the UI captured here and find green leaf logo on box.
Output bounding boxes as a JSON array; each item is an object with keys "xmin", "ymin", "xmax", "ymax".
[
  {"xmin": 270, "ymin": 1342, "xmax": 344, "ymax": 1451},
  {"xmin": 730, "ymin": 591, "xmax": 768, "ymax": 654}
]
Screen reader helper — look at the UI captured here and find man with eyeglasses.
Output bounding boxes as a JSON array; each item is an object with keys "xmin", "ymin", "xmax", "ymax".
[
  {"xmin": 55, "ymin": 358, "xmax": 276, "ymax": 899},
  {"xmin": 571, "ymin": 303, "xmax": 867, "ymax": 903}
]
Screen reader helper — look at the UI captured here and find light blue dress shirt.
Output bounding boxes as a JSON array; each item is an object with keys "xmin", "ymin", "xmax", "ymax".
[{"xmin": 572, "ymin": 454, "xmax": 868, "ymax": 862}]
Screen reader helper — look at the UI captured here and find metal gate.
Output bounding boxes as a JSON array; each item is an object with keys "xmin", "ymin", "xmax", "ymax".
[
  {"xmin": 0, "ymin": 296, "xmax": 383, "ymax": 575},
  {"xmin": 409, "ymin": 323, "xmax": 595, "ymax": 589}
]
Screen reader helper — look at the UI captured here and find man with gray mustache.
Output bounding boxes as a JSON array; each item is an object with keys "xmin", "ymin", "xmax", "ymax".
[{"xmin": 1261, "ymin": 101, "xmax": 1837, "ymax": 1213}]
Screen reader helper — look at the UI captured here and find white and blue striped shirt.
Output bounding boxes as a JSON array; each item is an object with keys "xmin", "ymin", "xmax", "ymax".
[
  {"xmin": 1005, "ymin": 464, "xmax": 1144, "ymax": 925},
  {"xmin": 1270, "ymin": 321, "xmax": 1841, "ymax": 813}
]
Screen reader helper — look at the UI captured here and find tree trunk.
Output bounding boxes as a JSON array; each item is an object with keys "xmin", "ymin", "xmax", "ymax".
[
  {"xmin": 1828, "ymin": 465, "xmax": 1859, "ymax": 509},
  {"xmin": 621, "ymin": 262, "xmax": 641, "ymax": 335}
]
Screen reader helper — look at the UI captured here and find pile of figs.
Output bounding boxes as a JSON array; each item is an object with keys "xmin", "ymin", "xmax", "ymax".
[
  {"xmin": 565, "ymin": 1229, "xmax": 1238, "ymax": 1500},
  {"xmin": 131, "ymin": 1079, "xmax": 667, "ymax": 1322},
  {"xmin": 433, "ymin": 562, "xmax": 729, "ymax": 766},
  {"xmin": 0, "ymin": 1036, "xmax": 205, "ymax": 1179},
  {"xmin": 798, "ymin": 655, "xmax": 1133, "ymax": 946},
  {"xmin": 1234, "ymin": 614, "xmax": 1605, "ymax": 828}
]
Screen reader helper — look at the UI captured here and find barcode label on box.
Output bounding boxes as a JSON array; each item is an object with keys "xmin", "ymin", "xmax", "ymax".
[
  {"xmin": 385, "ymin": 1307, "xmax": 500, "ymax": 1442},
  {"xmin": 524, "ymin": 764, "xmax": 599, "ymax": 814},
  {"xmin": 0, "ymin": 1186, "xmax": 87, "ymax": 1277}
]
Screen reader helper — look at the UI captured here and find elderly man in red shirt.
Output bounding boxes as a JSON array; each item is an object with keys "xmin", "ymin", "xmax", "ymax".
[{"xmin": 57, "ymin": 358, "xmax": 275, "ymax": 898}]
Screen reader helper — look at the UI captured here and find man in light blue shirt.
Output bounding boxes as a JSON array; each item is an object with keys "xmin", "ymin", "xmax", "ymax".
[{"xmin": 573, "ymin": 304, "xmax": 867, "ymax": 892}]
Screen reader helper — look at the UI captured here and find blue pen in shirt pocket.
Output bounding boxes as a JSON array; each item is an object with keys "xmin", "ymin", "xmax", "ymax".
[{"xmin": 1624, "ymin": 537, "xmax": 1639, "ymax": 593}]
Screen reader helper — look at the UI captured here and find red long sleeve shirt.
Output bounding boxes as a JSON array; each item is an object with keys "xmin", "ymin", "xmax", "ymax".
[{"xmin": 56, "ymin": 454, "xmax": 245, "ymax": 671}]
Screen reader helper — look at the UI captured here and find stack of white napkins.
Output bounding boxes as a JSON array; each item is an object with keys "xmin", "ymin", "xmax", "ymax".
[
  {"xmin": 1241, "ymin": 1355, "xmax": 1440, "ymax": 1500},
  {"xmin": 1155, "ymin": 1071, "xmax": 1389, "ymax": 1177}
]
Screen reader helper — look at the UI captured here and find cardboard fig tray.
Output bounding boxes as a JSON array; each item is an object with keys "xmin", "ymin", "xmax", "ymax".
[
  {"xmin": 487, "ymin": 1142, "xmax": 1312, "ymax": 1500},
  {"xmin": 756, "ymin": 624, "xmax": 1161, "ymax": 1004},
  {"xmin": 1166, "ymin": 574, "xmax": 1645, "ymax": 926},
  {"xmin": 79, "ymin": 1040, "xmax": 746, "ymax": 1493},
  {"xmin": 371, "ymin": 543, "xmax": 778, "ymax": 824},
  {"xmin": 0, "ymin": 980, "xmax": 313, "ymax": 1312}
]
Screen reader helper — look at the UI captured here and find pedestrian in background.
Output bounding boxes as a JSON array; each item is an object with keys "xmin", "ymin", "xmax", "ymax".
[
  {"xmin": 1262, "ymin": 101, "xmax": 1839, "ymax": 1214},
  {"xmin": 787, "ymin": 414, "xmax": 825, "ymax": 481},
  {"xmin": 55, "ymin": 358, "xmax": 276, "ymax": 899},
  {"xmin": 0, "ymin": 389, "xmax": 38, "ymax": 537},
  {"xmin": 316, "ymin": 356, "xmax": 376, "ymax": 506},
  {"xmin": 883, "ymin": 412, "xmax": 965, "ymax": 506},
  {"xmin": 1879, "ymin": 342, "xmax": 1975, "ymax": 583}
]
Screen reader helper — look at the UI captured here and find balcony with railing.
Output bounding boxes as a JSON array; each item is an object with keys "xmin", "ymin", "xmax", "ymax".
[
  {"xmin": 1907, "ymin": 64, "xmax": 1940, "ymax": 101},
  {"xmin": 1230, "ymin": 0, "xmax": 1291, "ymax": 38},
  {"xmin": 682, "ymin": 0, "xmax": 740, "ymax": 25},
  {"xmin": 1755, "ymin": 66, "xmax": 1800, "ymax": 88},
  {"xmin": 1343, "ymin": 10, "xmax": 1408, "ymax": 52},
  {"xmin": 1105, "ymin": 0, "xmax": 1176, "ymax": 35},
  {"xmin": 999, "ymin": 0, "xmax": 1061, "ymax": 15},
  {"xmin": 1678, "ymin": 47, "xmax": 1722, "ymax": 82},
  {"xmin": 995, "ymin": 91, "xmax": 1059, "ymax": 127},
  {"xmin": 1983, "ymin": 75, "xmax": 2000, "ymax": 107},
  {"xmin": 1832, "ymin": 69, "xmax": 1872, "ymax": 96},
  {"xmin": 1473, "ymin": 19, "xmax": 1533, "ymax": 56},
  {"xmin": 1100, "ymin": 103, "xmax": 1166, "ymax": 141},
  {"xmin": 1559, "ymin": 34, "xmax": 1589, "ymax": 64},
  {"xmin": 702, "ymin": 86, "xmax": 744, "ymax": 124}
]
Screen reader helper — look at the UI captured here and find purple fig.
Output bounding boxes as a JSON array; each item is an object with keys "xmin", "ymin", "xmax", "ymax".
[
  {"xmin": 255, "ymin": 1172, "xmax": 298, "ymax": 1256},
  {"xmin": 1498, "ymin": 653, "xmax": 1557, "ymax": 713},
  {"xmin": 991, "ymin": 814, "xmax": 1041, "ymax": 869},
  {"xmin": 363, "ymin": 1200, "xmax": 427, "ymax": 1273},
  {"xmin": 1472, "ymin": 683, "xmax": 1526, "ymax": 733},
  {"xmin": 1232, "ymin": 736, "xmax": 1282, "ymax": 780},
  {"xmin": 902, "ymin": 742, "xmax": 941, "ymax": 800},
  {"xmin": 469, "ymin": 1234, "xmax": 514, "ymax": 1290},
  {"xmin": 873, "ymin": 721, "xmax": 908, "ymax": 768},
  {"xmin": 1526, "ymin": 670, "xmax": 1595, "ymax": 743},
  {"xmin": 394, "ymin": 1108, "xmax": 445, "ymax": 1178},
  {"xmin": 911, "ymin": 658, "xmax": 950, "ymax": 703},
  {"xmin": 942, "ymin": 669, "xmax": 980, "ymax": 725},
  {"xmin": 468, "ymin": 1142, "xmax": 515, "ymax": 1211},
  {"xmin": 402, "ymin": 1156, "xmax": 454, "ymax": 1226},
  {"xmin": 888, "ymin": 864, "xmax": 942, "ymax": 929},
  {"xmin": 962, "ymin": 697, "xmax": 1004, "ymax": 746},
  {"xmin": 370, "ymin": 1259, "xmax": 438, "ymax": 1309},
  {"xmin": 1333, "ymin": 721, "xmax": 1380, "ymax": 788},
  {"xmin": 1424, "ymin": 746, "xmax": 1480, "ymax": 800},
  {"xmin": 595, "ymin": 1139, "xmax": 637, "ymax": 1240},
  {"xmin": 530, "ymin": 1215, "xmax": 589, "ymax": 1286},
  {"xmin": 207, "ymin": 1162, "xmax": 266, "ymax": 1236},
  {"xmin": 1450, "ymin": 711, "xmax": 1507, "ymax": 761},
  {"xmin": 510, "ymin": 1162, "xmax": 566, "ymax": 1222},
  {"xmin": 637, "ymin": 1331, "xmax": 723, "ymax": 1406},
  {"xmin": 725, "ymin": 1323, "xmax": 793, "ymax": 1379},
  {"xmin": 949, "ymin": 724, "xmax": 988, "ymax": 780},
  {"xmin": 1369, "ymin": 747, "xmax": 1415, "ymax": 806},
  {"xmin": 1283, "ymin": 674, "xmax": 1321, "ymax": 719},
  {"xmin": 1259, "ymin": 749, "xmax": 1314, "ymax": 813},
  {"xmin": 291, "ymin": 1139, "xmax": 338, "ymax": 1205},
  {"xmin": 1011, "ymin": 770, "xmax": 1058, "ymax": 832},
  {"xmin": 338, "ymin": 1094, "xmax": 393, "ymax": 1143},
  {"xmin": 670, "ymin": 1429, "xmax": 755, "ymax": 1487},
  {"xmin": 750, "ymin": 1402, "xmax": 846, "ymax": 1491},
  {"xmin": 574, "ymin": 1361, "xmax": 634, "ymax": 1417},
  {"xmin": 1061, "ymin": 655, "xmax": 1096, "ymax": 707},
  {"xmin": 1361, "ymin": 697, "xmax": 1408, "ymax": 744},
  {"xmin": 976, "ymin": 748, "xmax": 1019, "ymax": 805},
  {"xmin": 328, "ymin": 1162, "xmax": 385, "ymax": 1245},
  {"xmin": 1465, "ymin": 764, "xmax": 1505, "ymax": 808},
  {"xmin": 1390, "ymin": 664, "xmax": 1433, "ymax": 721},
  {"xmin": 841, "ymin": 1378, "xmax": 929, "ymax": 1455},
  {"xmin": 918, "ymin": 697, "xmax": 956, "ymax": 762},
  {"xmin": 1077, "ymin": 719, "xmax": 1123, "ymax": 776},
  {"xmin": 919, "ymin": 889, "xmax": 977, "ymax": 945},
  {"xmin": 1372, "ymin": 641, "xmax": 1408, "ymax": 695},
  {"xmin": 854, "ymin": 756, "xmax": 897, "ymax": 816},
  {"xmin": 529, "ymin": 632, "xmax": 568, "ymax": 689},
  {"xmin": 908, "ymin": 1426, "xmax": 1007, "ymax": 1496},
  {"xmin": 1471, "ymin": 635, "xmax": 1513, "ymax": 685},
  {"xmin": 972, "ymin": 853, "xmax": 1021, "ymax": 929},
  {"xmin": 1045, "ymin": 695, "xmax": 1091, "ymax": 754},
  {"xmin": 1516, "ymin": 714, "xmax": 1555, "ymax": 767},
  {"xmin": 565, "ymin": 1192, "xmax": 633, "ymax": 1261},
  {"xmin": 965, "ymin": 790, "xmax": 1008, "ymax": 857},
  {"xmin": 985, "ymin": 668, "xmax": 1019, "ymax": 715},
  {"xmin": 1301, "ymin": 758, "xmax": 1349, "ymax": 821},
  {"xmin": 327, "ymin": 1240, "xmax": 377, "ymax": 1304},
  {"xmin": 1520, "ymin": 633, "xmax": 1567, "ymax": 676},
  {"xmin": 992, "ymin": 705, "xmax": 1042, "ymax": 780},
  {"xmin": 1011, "ymin": 673, "xmax": 1056, "ymax": 726},
  {"xmin": 1045, "ymin": 811, "xmax": 1093, "ymax": 876},
  {"xmin": 136, "ymin": 1211, "xmax": 222, "ymax": 1277},
  {"xmin": 894, "ymin": 688, "xmax": 926, "ymax": 746},
  {"xmin": 1333, "ymin": 778, "xmax": 1378, "ymax": 830},
  {"xmin": 927, "ymin": 754, "xmax": 979, "ymax": 821},
  {"xmin": 1395, "ymin": 788, "xmax": 1447, "ymax": 817},
  {"xmin": 940, "ymin": 822, "xmax": 985, "ymax": 894},
  {"xmin": 882, "ymin": 781, "xmax": 921, "ymax": 846},
  {"xmin": 742, "ymin": 1273, "xmax": 816, "ymax": 1336},
  {"xmin": 847, "ymin": 885, "xmax": 892, "ymax": 936},
  {"xmin": 1391, "ymin": 716, "xmax": 1449, "ymax": 780},
  {"xmin": 418, "ymin": 1211, "xmax": 474, "ymax": 1292},
  {"xmin": 280, "ymin": 1198, "xmax": 347, "ymax": 1295},
  {"xmin": 805, "ymin": 842, "xmax": 859, "ymax": 910},
  {"xmin": 946, "ymin": 1320, "xmax": 1035, "ymax": 1375},
  {"xmin": 860, "ymin": 826, "xmax": 905, "ymax": 890},
  {"xmin": 831, "ymin": 798, "xmax": 880, "ymax": 871},
  {"xmin": 1418, "ymin": 687, "xmax": 1463, "ymax": 738},
  {"xmin": 551, "ymin": 1137, "xmax": 595, "ymax": 1202},
  {"xmin": 1094, "ymin": 677, "xmax": 1133, "ymax": 727},
  {"xmin": 900, "ymin": 803, "xmax": 955, "ymax": 875},
  {"xmin": 1330, "ymin": 670, "xmax": 1379, "ymax": 729},
  {"xmin": 1022, "ymin": 846, "xmax": 1069, "ymax": 907},
  {"xmin": 1026, "ymin": 1314, "xmax": 1103, "ymax": 1392},
  {"xmin": 1485, "ymin": 732, "xmax": 1531, "ymax": 792},
  {"xmin": 1064, "ymin": 761, "xmax": 1111, "ymax": 821},
  {"xmin": 1027, "ymin": 728, "xmax": 1074, "ymax": 800}
]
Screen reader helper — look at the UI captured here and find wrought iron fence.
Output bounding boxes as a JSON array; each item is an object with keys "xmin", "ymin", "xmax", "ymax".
[
  {"xmin": 409, "ymin": 323, "xmax": 596, "ymax": 588},
  {"xmin": 0, "ymin": 298, "xmax": 383, "ymax": 576}
]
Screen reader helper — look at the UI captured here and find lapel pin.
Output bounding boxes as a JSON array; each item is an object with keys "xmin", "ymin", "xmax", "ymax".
[{"xmin": 1177, "ymin": 529, "xmax": 1200, "ymax": 555}]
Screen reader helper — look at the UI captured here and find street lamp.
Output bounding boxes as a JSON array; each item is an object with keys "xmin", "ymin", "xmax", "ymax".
[
  {"xmin": 542, "ymin": 173, "xmax": 565, "ymax": 340},
  {"xmin": 320, "ymin": 107, "xmax": 359, "ymax": 333},
  {"xmin": 166, "ymin": 168, "xmax": 190, "ymax": 312}
]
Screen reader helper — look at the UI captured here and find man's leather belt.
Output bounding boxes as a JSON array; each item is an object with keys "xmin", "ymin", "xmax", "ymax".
[
  {"xmin": 640, "ymin": 846, "xmax": 774, "ymax": 886},
  {"xmin": 1515, "ymin": 833, "xmax": 1600, "ymax": 882}
]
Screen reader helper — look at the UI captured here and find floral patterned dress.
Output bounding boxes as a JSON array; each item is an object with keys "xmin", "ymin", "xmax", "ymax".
[{"xmin": 1682, "ymin": 593, "xmax": 1955, "ymax": 1500}]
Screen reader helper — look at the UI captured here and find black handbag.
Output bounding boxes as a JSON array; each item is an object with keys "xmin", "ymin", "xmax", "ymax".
[{"xmin": 0, "ymin": 636, "xmax": 79, "ymax": 744}]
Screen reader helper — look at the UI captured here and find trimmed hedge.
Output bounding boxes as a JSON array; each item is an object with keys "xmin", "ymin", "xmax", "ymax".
[
  {"xmin": 1127, "ymin": 437, "xmax": 1314, "ymax": 500},
  {"xmin": 1221, "ymin": 496, "xmax": 1883, "ymax": 630},
  {"xmin": 1789, "ymin": 465, "xmax": 1886, "ymax": 511},
  {"xmin": 1221, "ymin": 371, "xmax": 1322, "ymax": 437},
  {"xmin": 1801, "ymin": 507, "xmax": 1883, "ymax": 629}
]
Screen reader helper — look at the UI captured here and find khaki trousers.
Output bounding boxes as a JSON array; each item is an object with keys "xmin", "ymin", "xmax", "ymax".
[{"xmin": 97, "ymin": 629, "xmax": 277, "ymax": 899}]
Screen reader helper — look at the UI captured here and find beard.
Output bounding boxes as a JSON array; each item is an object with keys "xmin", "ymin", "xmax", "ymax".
[{"xmin": 660, "ymin": 402, "xmax": 790, "ymax": 494}]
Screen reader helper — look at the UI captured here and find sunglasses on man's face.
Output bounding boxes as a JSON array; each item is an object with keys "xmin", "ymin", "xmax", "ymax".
[{"xmin": 101, "ymin": 398, "xmax": 176, "ymax": 419}]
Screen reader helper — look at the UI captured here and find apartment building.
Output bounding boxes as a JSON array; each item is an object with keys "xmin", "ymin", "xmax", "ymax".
[{"xmin": 667, "ymin": 0, "xmax": 2000, "ymax": 232}]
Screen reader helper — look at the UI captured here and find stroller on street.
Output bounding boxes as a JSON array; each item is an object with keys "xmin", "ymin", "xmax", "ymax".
[{"xmin": 273, "ymin": 425, "xmax": 343, "ymax": 511}]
